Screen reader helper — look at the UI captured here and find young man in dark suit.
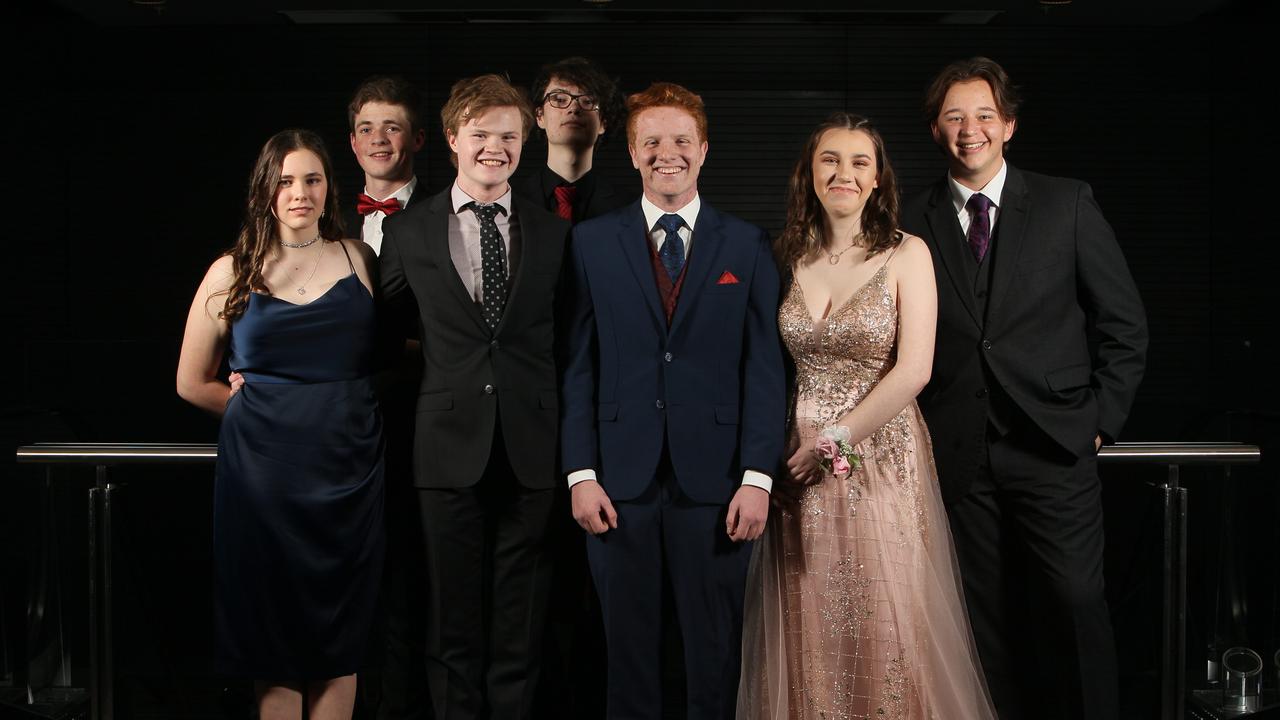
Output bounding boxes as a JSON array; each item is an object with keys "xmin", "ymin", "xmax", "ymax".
[
  {"xmin": 901, "ymin": 57, "xmax": 1148, "ymax": 720},
  {"xmin": 560, "ymin": 82, "xmax": 785, "ymax": 720},
  {"xmin": 513, "ymin": 57, "xmax": 628, "ymax": 224},
  {"xmin": 345, "ymin": 76, "xmax": 426, "ymax": 255},
  {"xmin": 379, "ymin": 74, "xmax": 570, "ymax": 720}
]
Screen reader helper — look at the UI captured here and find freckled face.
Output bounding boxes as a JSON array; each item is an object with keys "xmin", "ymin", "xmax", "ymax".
[
  {"xmin": 448, "ymin": 105, "xmax": 525, "ymax": 198},
  {"xmin": 930, "ymin": 79, "xmax": 1016, "ymax": 189},
  {"xmin": 629, "ymin": 106, "xmax": 707, "ymax": 210},
  {"xmin": 811, "ymin": 128, "xmax": 879, "ymax": 223},
  {"xmin": 274, "ymin": 149, "xmax": 327, "ymax": 233}
]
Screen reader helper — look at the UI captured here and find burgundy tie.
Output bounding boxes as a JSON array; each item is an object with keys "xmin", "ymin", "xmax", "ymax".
[
  {"xmin": 553, "ymin": 185, "xmax": 577, "ymax": 222},
  {"xmin": 356, "ymin": 194, "xmax": 402, "ymax": 216},
  {"xmin": 966, "ymin": 193, "xmax": 993, "ymax": 262}
]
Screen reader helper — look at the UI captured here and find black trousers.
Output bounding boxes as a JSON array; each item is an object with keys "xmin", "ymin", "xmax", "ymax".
[
  {"xmin": 946, "ymin": 425, "xmax": 1118, "ymax": 720},
  {"xmin": 416, "ymin": 425, "xmax": 555, "ymax": 720},
  {"xmin": 585, "ymin": 457, "xmax": 752, "ymax": 720}
]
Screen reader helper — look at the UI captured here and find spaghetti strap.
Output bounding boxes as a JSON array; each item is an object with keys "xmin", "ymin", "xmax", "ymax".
[
  {"xmin": 882, "ymin": 237, "xmax": 904, "ymax": 269},
  {"xmin": 337, "ymin": 239, "xmax": 357, "ymax": 274}
]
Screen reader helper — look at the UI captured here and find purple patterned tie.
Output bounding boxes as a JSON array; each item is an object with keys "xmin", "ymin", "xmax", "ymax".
[{"xmin": 966, "ymin": 192, "xmax": 993, "ymax": 262}]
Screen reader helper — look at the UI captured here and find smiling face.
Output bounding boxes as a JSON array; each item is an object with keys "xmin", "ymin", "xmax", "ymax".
[
  {"xmin": 931, "ymin": 78, "xmax": 1016, "ymax": 190},
  {"xmin": 349, "ymin": 101, "xmax": 424, "ymax": 186},
  {"xmin": 811, "ymin": 128, "xmax": 879, "ymax": 226},
  {"xmin": 629, "ymin": 105, "xmax": 707, "ymax": 211},
  {"xmin": 536, "ymin": 76, "xmax": 605, "ymax": 150},
  {"xmin": 273, "ymin": 149, "xmax": 327, "ymax": 234},
  {"xmin": 447, "ymin": 105, "xmax": 524, "ymax": 201}
]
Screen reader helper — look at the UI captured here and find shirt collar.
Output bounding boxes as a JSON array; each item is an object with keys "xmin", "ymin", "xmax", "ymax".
[
  {"xmin": 947, "ymin": 158, "xmax": 1008, "ymax": 216},
  {"xmin": 640, "ymin": 194, "xmax": 701, "ymax": 233},
  {"xmin": 451, "ymin": 181, "xmax": 513, "ymax": 216},
  {"xmin": 363, "ymin": 176, "xmax": 417, "ymax": 204}
]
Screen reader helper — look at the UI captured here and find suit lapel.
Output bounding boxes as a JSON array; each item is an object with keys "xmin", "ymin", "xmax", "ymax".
[
  {"xmin": 668, "ymin": 202, "xmax": 725, "ymax": 338},
  {"xmin": 616, "ymin": 202, "xmax": 667, "ymax": 328},
  {"xmin": 925, "ymin": 179, "xmax": 982, "ymax": 328},
  {"xmin": 499, "ymin": 196, "xmax": 546, "ymax": 335},
  {"xmin": 424, "ymin": 189, "xmax": 489, "ymax": 334},
  {"xmin": 985, "ymin": 164, "xmax": 1029, "ymax": 324}
]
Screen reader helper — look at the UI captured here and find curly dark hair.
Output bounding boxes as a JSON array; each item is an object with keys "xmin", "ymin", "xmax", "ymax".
[
  {"xmin": 529, "ymin": 56, "xmax": 624, "ymax": 146},
  {"xmin": 220, "ymin": 129, "xmax": 344, "ymax": 322},
  {"xmin": 775, "ymin": 113, "xmax": 901, "ymax": 271}
]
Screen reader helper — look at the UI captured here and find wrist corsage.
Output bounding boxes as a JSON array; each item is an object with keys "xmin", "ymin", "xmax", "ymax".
[{"xmin": 814, "ymin": 426, "xmax": 862, "ymax": 478}]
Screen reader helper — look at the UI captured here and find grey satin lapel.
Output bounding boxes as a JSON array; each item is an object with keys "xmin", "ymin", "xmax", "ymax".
[
  {"xmin": 616, "ymin": 206, "xmax": 667, "ymax": 328},
  {"xmin": 668, "ymin": 206, "xmax": 724, "ymax": 338},
  {"xmin": 984, "ymin": 167, "xmax": 1029, "ymax": 324},
  {"xmin": 926, "ymin": 184, "xmax": 982, "ymax": 328}
]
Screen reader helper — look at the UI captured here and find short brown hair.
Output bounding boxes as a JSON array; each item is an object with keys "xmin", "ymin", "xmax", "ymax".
[
  {"xmin": 625, "ymin": 82, "xmax": 708, "ymax": 147},
  {"xmin": 923, "ymin": 56, "xmax": 1022, "ymax": 124},
  {"xmin": 347, "ymin": 75, "xmax": 423, "ymax": 132},
  {"xmin": 440, "ymin": 73, "xmax": 535, "ymax": 161}
]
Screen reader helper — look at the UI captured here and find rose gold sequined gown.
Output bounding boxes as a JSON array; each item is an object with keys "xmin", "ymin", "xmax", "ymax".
[{"xmin": 737, "ymin": 261, "xmax": 996, "ymax": 720}]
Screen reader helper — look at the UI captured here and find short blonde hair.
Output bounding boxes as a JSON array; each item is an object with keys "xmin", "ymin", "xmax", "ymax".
[{"xmin": 440, "ymin": 74, "xmax": 534, "ymax": 165}]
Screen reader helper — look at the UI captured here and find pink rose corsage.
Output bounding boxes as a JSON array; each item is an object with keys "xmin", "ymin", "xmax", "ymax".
[{"xmin": 814, "ymin": 426, "xmax": 862, "ymax": 478}]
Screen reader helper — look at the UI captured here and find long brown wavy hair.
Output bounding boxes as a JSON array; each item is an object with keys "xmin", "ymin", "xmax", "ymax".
[
  {"xmin": 775, "ymin": 113, "xmax": 901, "ymax": 271},
  {"xmin": 220, "ymin": 129, "xmax": 344, "ymax": 322}
]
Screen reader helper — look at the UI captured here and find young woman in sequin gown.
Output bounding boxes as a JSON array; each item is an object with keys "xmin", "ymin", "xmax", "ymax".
[{"xmin": 737, "ymin": 114, "xmax": 996, "ymax": 720}]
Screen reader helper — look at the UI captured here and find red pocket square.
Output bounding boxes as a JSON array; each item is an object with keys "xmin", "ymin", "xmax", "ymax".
[{"xmin": 716, "ymin": 270, "xmax": 740, "ymax": 285}]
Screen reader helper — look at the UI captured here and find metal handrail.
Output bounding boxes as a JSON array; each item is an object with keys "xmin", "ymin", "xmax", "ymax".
[{"xmin": 10, "ymin": 440, "xmax": 1265, "ymax": 720}]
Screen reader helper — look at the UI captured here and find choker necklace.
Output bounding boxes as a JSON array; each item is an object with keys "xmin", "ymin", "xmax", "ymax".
[{"xmin": 280, "ymin": 233, "xmax": 321, "ymax": 249}]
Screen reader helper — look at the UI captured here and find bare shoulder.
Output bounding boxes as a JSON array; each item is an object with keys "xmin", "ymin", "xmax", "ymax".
[
  {"xmin": 203, "ymin": 254, "xmax": 236, "ymax": 294},
  {"xmin": 341, "ymin": 238, "xmax": 377, "ymax": 272},
  {"xmin": 891, "ymin": 233, "xmax": 933, "ymax": 271}
]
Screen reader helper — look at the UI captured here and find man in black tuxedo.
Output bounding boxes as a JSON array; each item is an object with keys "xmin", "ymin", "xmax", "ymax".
[
  {"xmin": 344, "ymin": 76, "xmax": 426, "ymax": 255},
  {"xmin": 379, "ymin": 74, "xmax": 570, "ymax": 720},
  {"xmin": 513, "ymin": 57, "xmax": 629, "ymax": 224},
  {"xmin": 902, "ymin": 57, "xmax": 1147, "ymax": 720}
]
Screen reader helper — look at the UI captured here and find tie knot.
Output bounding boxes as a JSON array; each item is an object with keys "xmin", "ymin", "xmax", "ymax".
[
  {"xmin": 657, "ymin": 213, "xmax": 684, "ymax": 235},
  {"xmin": 554, "ymin": 185, "xmax": 578, "ymax": 202},
  {"xmin": 966, "ymin": 192, "xmax": 993, "ymax": 213},
  {"xmin": 467, "ymin": 202, "xmax": 503, "ymax": 222}
]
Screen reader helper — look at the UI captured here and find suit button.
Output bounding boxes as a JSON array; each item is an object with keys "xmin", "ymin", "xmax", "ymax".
[
  {"xmin": 656, "ymin": 400, "xmax": 665, "ymax": 409},
  {"xmin": 975, "ymin": 388, "xmax": 988, "ymax": 398},
  {"xmin": 484, "ymin": 384, "xmax": 495, "ymax": 395},
  {"xmin": 664, "ymin": 352, "xmax": 673, "ymax": 362},
  {"xmin": 490, "ymin": 340, "xmax": 499, "ymax": 349},
  {"xmin": 982, "ymin": 339, "xmax": 992, "ymax": 350},
  {"xmin": 976, "ymin": 290, "xmax": 987, "ymax": 299}
]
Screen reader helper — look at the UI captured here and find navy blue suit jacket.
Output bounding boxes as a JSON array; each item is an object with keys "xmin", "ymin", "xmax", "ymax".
[{"xmin": 560, "ymin": 199, "xmax": 786, "ymax": 504}]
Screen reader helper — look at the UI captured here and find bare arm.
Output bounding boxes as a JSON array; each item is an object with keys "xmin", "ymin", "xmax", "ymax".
[
  {"xmin": 830, "ymin": 235, "xmax": 937, "ymax": 444},
  {"xmin": 176, "ymin": 256, "xmax": 234, "ymax": 415}
]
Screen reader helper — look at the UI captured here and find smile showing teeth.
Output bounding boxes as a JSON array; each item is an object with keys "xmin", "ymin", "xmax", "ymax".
[
  {"xmin": 959, "ymin": 142, "xmax": 985, "ymax": 149},
  {"xmin": 478, "ymin": 159, "xmax": 504, "ymax": 167},
  {"xmin": 655, "ymin": 167, "xmax": 683, "ymax": 175}
]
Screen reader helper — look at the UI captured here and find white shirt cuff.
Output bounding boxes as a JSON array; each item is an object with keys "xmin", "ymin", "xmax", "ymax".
[
  {"xmin": 567, "ymin": 469, "xmax": 597, "ymax": 488},
  {"xmin": 741, "ymin": 470, "xmax": 773, "ymax": 494}
]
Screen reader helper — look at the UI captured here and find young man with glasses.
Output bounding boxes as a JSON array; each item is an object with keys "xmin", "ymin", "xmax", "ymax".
[{"xmin": 515, "ymin": 57, "xmax": 629, "ymax": 225}]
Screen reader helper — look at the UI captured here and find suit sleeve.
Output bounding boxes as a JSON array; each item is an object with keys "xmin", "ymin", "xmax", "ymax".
[
  {"xmin": 559, "ymin": 226, "xmax": 600, "ymax": 475},
  {"xmin": 1074, "ymin": 183, "xmax": 1148, "ymax": 441},
  {"xmin": 377, "ymin": 218, "xmax": 419, "ymax": 365},
  {"xmin": 738, "ymin": 229, "xmax": 787, "ymax": 477}
]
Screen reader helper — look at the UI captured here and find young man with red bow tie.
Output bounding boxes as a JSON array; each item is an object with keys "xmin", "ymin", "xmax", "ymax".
[{"xmin": 345, "ymin": 76, "xmax": 427, "ymax": 256}]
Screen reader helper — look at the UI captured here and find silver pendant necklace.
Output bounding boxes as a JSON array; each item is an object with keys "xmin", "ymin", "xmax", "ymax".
[{"xmin": 282, "ymin": 239, "xmax": 326, "ymax": 295}]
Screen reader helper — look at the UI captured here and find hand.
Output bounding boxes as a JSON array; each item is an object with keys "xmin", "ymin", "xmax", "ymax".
[
  {"xmin": 785, "ymin": 442, "xmax": 822, "ymax": 486},
  {"xmin": 1094, "ymin": 434, "xmax": 1103, "ymax": 452},
  {"xmin": 228, "ymin": 372, "xmax": 245, "ymax": 397},
  {"xmin": 571, "ymin": 480, "xmax": 618, "ymax": 535},
  {"xmin": 726, "ymin": 485, "xmax": 769, "ymax": 542}
]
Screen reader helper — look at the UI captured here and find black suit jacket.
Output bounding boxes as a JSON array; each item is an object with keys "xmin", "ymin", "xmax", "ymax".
[
  {"xmin": 379, "ymin": 187, "xmax": 571, "ymax": 490},
  {"xmin": 512, "ymin": 167, "xmax": 629, "ymax": 224},
  {"xmin": 342, "ymin": 181, "xmax": 421, "ymax": 242},
  {"xmin": 902, "ymin": 164, "xmax": 1147, "ymax": 500}
]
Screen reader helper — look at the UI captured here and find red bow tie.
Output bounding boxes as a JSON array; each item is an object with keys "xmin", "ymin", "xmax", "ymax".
[{"xmin": 356, "ymin": 194, "xmax": 403, "ymax": 216}]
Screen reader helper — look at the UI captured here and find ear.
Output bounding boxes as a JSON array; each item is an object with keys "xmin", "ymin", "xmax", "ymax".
[
  {"xmin": 411, "ymin": 128, "xmax": 426, "ymax": 153},
  {"xmin": 535, "ymin": 106, "xmax": 548, "ymax": 131},
  {"xmin": 446, "ymin": 130, "xmax": 459, "ymax": 155},
  {"xmin": 628, "ymin": 143, "xmax": 640, "ymax": 170},
  {"xmin": 930, "ymin": 121, "xmax": 942, "ymax": 146},
  {"xmin": 1003, "ymin": 117, "xmax": 1017, "ymax": 143},
  {"xmin": 349, "ymin": 132, "xmax": 359, "ymax": 155},
  {"xmin": 696, "ymin": 140, "xmax": 709, "ymax": 167}
]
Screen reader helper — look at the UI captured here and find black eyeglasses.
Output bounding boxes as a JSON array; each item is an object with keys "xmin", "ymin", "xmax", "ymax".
[{"xmin": 543, "ymin": 91, "xmax": 599, "ymax": 111}]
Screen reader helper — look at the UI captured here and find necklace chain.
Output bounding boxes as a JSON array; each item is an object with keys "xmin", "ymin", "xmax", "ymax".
[
  {"xmin": 280, "ymin": 233, "xmax": 321, "ymax": 249},
  {"xmin": 281, "ymin": 239, "xmax": 326, "ymax": 296},
  {"xmin": 825, "ymin": 234, "xmax": 864, "ymax": 265}
]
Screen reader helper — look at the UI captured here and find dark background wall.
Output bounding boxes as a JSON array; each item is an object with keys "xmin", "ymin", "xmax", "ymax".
[{"xmin": 2, "ymin": 2, "xmax": 1277, "ymax": 717}]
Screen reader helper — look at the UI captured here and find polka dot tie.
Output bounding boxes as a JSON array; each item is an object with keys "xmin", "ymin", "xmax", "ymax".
[
  {"xmin": 656, "ymin": 213, "xmax": 686, "ymax": 283},
  {"xmin": 468, "ymin": 201, "xmax": 507, "ymax": 330}
]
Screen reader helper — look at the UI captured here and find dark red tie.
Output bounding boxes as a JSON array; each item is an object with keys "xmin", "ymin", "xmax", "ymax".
[
  {"xmin": 553, "ymin": 185, "xmax": 577, "ymax": 222},
  {"xmin": 356, "ymin": 194, "xmax": 402, "ymax": 216}
]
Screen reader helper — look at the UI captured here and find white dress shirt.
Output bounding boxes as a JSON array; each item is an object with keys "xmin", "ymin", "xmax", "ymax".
[
  {"xmin": 360, "ymin": 176, "xmax": 417, "ymax": 256},
  {"xmin": 946, "ymin": 159, "xmax": 1007, "ymax": 236},
  {"xmin": 567, "ymin": 193, "xmax": 773, "ymax": 494}
]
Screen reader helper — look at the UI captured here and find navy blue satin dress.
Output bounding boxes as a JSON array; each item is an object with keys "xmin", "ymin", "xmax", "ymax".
[{"xmin": 214, "ymin": 269, "xmax": 385, "ymax": 680}]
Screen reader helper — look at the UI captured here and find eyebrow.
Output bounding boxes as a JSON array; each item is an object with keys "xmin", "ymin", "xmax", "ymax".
[
  {"xmin": 943, "ymin": 105, "xmax": 999, "ymax": 114},
  {"xmin": 818, "ymin": 150, "xmax": 872, "ymax": 159}
]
